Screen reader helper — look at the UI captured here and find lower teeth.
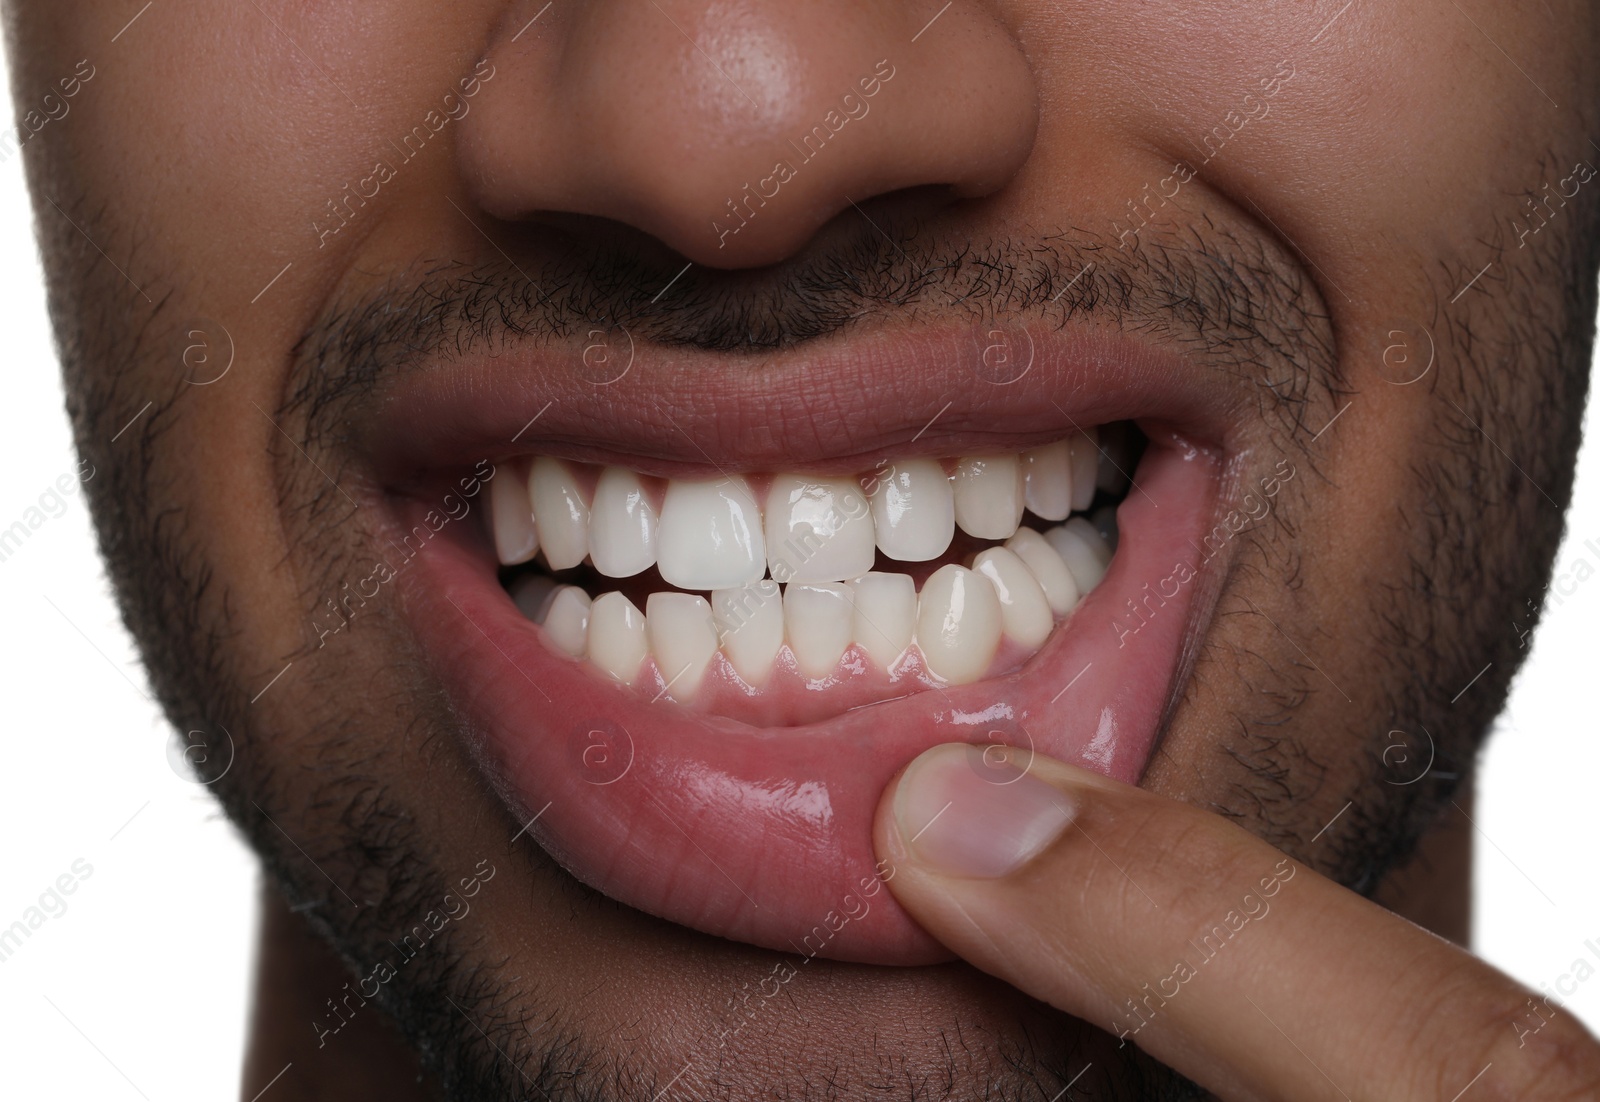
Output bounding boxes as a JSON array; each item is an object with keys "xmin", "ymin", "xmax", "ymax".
[{"xmin": 504, "ymin": 511, "xmax": 1116, "ymax": 700}]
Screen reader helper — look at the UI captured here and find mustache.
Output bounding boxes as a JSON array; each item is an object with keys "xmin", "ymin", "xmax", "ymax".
[{"xmin": 285, "ymin": 213, "xmax": 1334, "ymax": 437}]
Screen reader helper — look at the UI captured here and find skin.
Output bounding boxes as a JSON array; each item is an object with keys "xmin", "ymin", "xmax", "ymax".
[
  {"xmin": 5, "ymin": 0, "xmax": 1598, "ymax": 1098},
  {"xmin": 876, "ymin": 745, "xmax": 1600, "ymax": 1099}
]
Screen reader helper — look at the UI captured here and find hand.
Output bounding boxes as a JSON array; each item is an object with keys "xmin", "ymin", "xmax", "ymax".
[{"xmin": 873, "ymin": 744, "xmax": 1600, "ymax": 1100}]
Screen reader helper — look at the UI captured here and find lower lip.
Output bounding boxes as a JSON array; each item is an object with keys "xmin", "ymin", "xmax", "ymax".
[{"xmin": 396, "ymin": 431, "xmax": 1218, "ymax": 964}]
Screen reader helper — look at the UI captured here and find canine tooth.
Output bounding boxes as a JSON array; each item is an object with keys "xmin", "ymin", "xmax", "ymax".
[
  {"xmin": 868, "ymin": 458, "xmax": 955, "ymax": 562},
  {"xmin": 1045, "ymin": 524, "xmax": 1108, "ymax": 592},
  {"xmin": 1067, "ymin": 428, "xmax": 1099, "ymax": 512},
  {"xmin": 1004, "ymin": 528, "xmax": 1081, "ymax": 615},
  {"xmin": 589, "ymin": 467, "xmax": 659, "ymax": 578},
  {"xmin": 916, "ymin": 564, "xmax": 1002, "ymax": 684},
  {"xmin": 1096, "ymin": 423, "xmax": 1133, "ymax": 495},
  {"xmin": 851, "ymin": 572, "xmax": 916, "ymax": 670},
  {"xmin": 1022, "ymin": 439, "xmax": 1073, "ymax": 522},
  {"xmin": 529, "ymin": 457, "xmax": 590, "ymax": 571},
  {"xmin": 972, "ymin": 548, "xmax": 1053, "ymax": 648},
  {"xmin": 1064, "ymin": 516, "xmax": 1113, "ymax": 567},
  {"xmin": 647, "ymin": 592, "xmax": 719, "ymax": 699},
  {"xmin": 542, "ymin": 586, "xmax": 592, "ymax": 657},
  {"xmin": 657, "ymin": 476, "xmax": 766, "ymax": 590},
  {"xmin": 490, "ymin": 461, "xmax": 540, "ymax": 565},
  {"xmin": 508, "ymin": 574, "xmax": 557, "ymax": 621},
  {"xmin": 784, "ymin": 582, "xmax": 854, "ymax": 679},
  {"xmin": 765, "ymin": 475, "xmax": 875, "ymax": 583},
  {"xmin": 587, "ymin": 591, "xmax": 648, "ymax": 683},
  {"xmin": 712, "ymin": 581, "xmax": 784, "ymax": 686},
  {"xmin": 953, "ymin": 455, "xmax": 1024, "ymax": 539}
]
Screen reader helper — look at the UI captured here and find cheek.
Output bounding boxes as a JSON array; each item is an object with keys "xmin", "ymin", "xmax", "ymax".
[{"xmin": 50, "ymin": 3, "xmax": 501, "ymax": 323}]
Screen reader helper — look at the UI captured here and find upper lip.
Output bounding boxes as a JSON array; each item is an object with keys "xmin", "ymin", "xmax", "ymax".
[
  {"xmin": 357, "ymin": 318, "xmax": 1241, "ymax": 965},
  {"xmin": 363, "ymin": 318, "xmax": 1242, "ymax": 485}
]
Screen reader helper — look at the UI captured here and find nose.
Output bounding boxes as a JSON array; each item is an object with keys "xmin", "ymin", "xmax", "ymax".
[{"xmin": 457, "ymin": 0, "xmax": 1039, "ymax": 268}]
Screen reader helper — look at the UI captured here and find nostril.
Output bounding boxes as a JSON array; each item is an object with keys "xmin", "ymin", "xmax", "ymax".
[{"xmin": 456, "ymin": 0, "xmax": 1039, "ymax": 269}]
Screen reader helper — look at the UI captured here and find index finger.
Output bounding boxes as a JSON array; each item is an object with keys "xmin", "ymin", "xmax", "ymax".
[{"xmin": 872, "ymin": 743, "xmax": 1600, "ymax": 1101}]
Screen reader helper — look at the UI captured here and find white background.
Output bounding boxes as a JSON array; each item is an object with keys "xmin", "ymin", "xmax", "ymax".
[{"xmin": 0, "ymin": 58, "xmax": 1597, "ymax": 1102}]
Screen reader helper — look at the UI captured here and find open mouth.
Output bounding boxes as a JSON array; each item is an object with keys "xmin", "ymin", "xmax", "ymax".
[
  {"xmin": 490, "ymin": 427, "xmax": 1133, "ymax": 722},
  {"xmin": 375, "ymin": 325, "xmax": 1229, "ymax": 964}
]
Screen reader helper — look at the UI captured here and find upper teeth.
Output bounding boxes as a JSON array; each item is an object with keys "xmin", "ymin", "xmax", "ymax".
[
  {"xmin": 869, "ymin": 457, "xmax": 954, "ymax": 561},
  {"xmin": 658, "ymin": 477, "xmax": 764, "ymax": 590},
  {"xmin": 527, "ymin": 456, "xmax": 592, "ymax": 572},
  {"xmin": 951, "ymin": 454, "xmax": 1024, "ymax": 539},
  {"xmin": 588, "ymin": 466, "xmax": 659, "ymax": 578},
  {"xmin": 766, "ymin": 475, "xmax": 875, "ymax": 584},
  {"xmin": 489, "ymin": 428, "xmax": 1122, "ymax": 693}
]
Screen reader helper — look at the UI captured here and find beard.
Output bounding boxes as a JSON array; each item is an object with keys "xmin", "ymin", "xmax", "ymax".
[{"xmin": 41, "ymin": 180, "xmax": 1597, "ymax": 1098}]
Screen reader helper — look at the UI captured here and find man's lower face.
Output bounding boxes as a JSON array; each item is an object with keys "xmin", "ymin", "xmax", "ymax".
[{"xmin": 9, "ymin": 0, "xmax": 1597, "ymax": 1096}]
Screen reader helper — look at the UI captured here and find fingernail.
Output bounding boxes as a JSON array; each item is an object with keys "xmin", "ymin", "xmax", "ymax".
[{"xmin": 893, "ymin": 744, "xmax": 1076, "ymax": 878}]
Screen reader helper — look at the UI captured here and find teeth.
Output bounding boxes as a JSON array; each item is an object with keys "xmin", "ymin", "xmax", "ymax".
[
  {"xmin": 647, "ymin": 592, "xmax": 719, "ymax": 699},
  {"xmin": 1045, "ymin": 520, "xmax": 1110, "ymax": 592},
  {"xmin": 1067, "ymin": 428, "xmax": 1099, "ymax": 512},
  {"xmin": 971, "ymin": 547, "xmax": 1053, "ymax": 648},
  {"xmin": 542, "ymin": 586, "xmax": 592, "ymax": 657},
  {"xmin": 529, "ymin": 457, "xmax": 590, "ymax": 571},
  {"xmin": 784, "ymin": 582, "xmax": 854, "ymax": 679},
  {"xmin": 502, "ymin": 426, "xmax": 1136, "ymax": 695},
  {"xmin": 953, "ymin": 454, "xmax": 1025, "ymax": 539},
  {"xmin": 657, "ymin": 477, "xmax": 766, "ymax": 590},
  {"xmin": 587, "ymin": 591, "xmax": 648, "ymax": 683},
  {"xmin": 589, "ymin": 467, "xmax": 659, "ymax": 578},
  {"xmin": 869, "ymin": 458, "xmax": 955, "ymax": 562},
  {"xmin": 1063, "ymin": 516, "xmax": 1113, "ymax": 567},
  {"xmin": 712, "ymin": 581, "xmax": 784, "ymax": 686},
  {"xmin": 765, "ymin": 475, "xmax": 875, "ymax": 583},
  {"xmin": 1004, "ymin": 528, "xmax": 1081, "ymax": 615},
  {"xmin": 491, "ymin": 460, "xmax": 540, "ymax": 565},
  {"xmin": 1022, "ymin": 440, "xmax": 1074, "ymax": 522},
  {"xmin": 851, "ymin": 571, "xmax": 916, "ymax": 670},
  {"xmin": 916, "ymin": 564, "xmax": 1002, "ymax": 684}
]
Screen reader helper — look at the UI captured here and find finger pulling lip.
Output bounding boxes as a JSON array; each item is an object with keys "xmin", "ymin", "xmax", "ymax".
[{"xmin": 375, "ymin": 326, "xmax": 1229, "ymax": 964}]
